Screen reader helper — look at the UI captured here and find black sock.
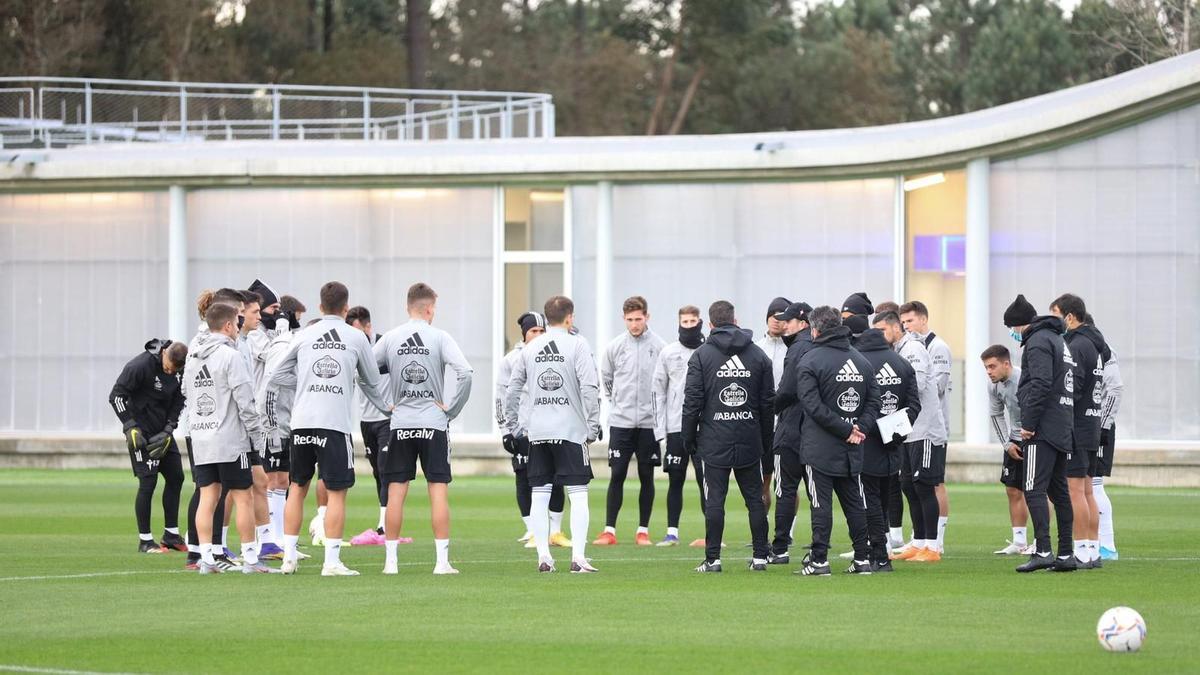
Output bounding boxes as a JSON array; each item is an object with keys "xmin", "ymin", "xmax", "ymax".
[
  {"xmin": 135, "ymin": 475, "xmax": 157, "ymax": 536},
  {"xmin": 666, "ymin": 472, "xmax": 684, "ymax": 529}
]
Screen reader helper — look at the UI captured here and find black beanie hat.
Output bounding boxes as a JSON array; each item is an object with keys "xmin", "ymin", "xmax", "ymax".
[
  {"xmin": 517, "ymin": 311, "xmax": 547, "ymax": 340},
  {"xmin": 248, "ymin": 279, "xmax": 280, "ymax": 308},
  {"xmin": 1003, "ymin": 294, "xmax": 1037, "ymax": 327},
  {"xmin": 775, "ymin": 301, "xmax": 813, "ymax": 323},
  {"xmin": 843, "ymin": 313, "xmax": 869, "ymax": 336},
  {"xmin": 842, "ymin": 292, "xmax": 873, "ymax": 316},
  {"xmin": 766, "ymin": 296, "xmax": 792, "ymax": 319}
]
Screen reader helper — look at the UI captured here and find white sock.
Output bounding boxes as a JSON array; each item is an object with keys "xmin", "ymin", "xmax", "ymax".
[
  {"xmin": 283, "ymin": 534, "xmax": 299, "ymax": 562},
  {"xmin": 936, "ymin": 516, "xmax": 948, "ymax": 552},
  {"xmin": 317, "ymin": 505, "xmax": 327, "ymax": 519},
  {"xmin": 667, "ymin": 526, "xmax": 679, "ymax": 538},
  {"xmin": 521, "ymin": 515, "xmax": 532, "ymax": 533},
  {"xmin": 435, "ymin": 538, "xmax": 450, "ymax": 566},
  {"xmin": 377, "ymin": 506, "xmax": 387, "ymax": 531},
  {"xmin": 200, "ymin": 543, "xmax": 216, "ymax": 565},
  {"xmin": 1074, "ymin": 541, "xmax": 1088, "ymax": 563},
  {"xmin": 1089, "ymin": 541, "xmax": 1100, "ymax": 561},
  {"xmin": 1094, "ymin": 478, "xmax": 1115, "ymax": 550},
  {"xmin": 241, "ymin": 542, "xmax": 259, "ymax": 565},
  {"xmin": 221, "ymin": 526, "xmax": 228, "ymax": 548},
  {"xmin": 385, "ymin": 539, "xmax": 399, "ymax": 566},
  {"xmin": 1012, "ymin": 527, "xmax": 1027, "ymax": 546},
  {"xmin": 791, "ymin": 516, "xmax": 799, "ymax": 540},
  {"xmin": 165, "ymin": 527, "xmax": 180, "ymax": 535},
  {"xmin": 549, "ymin": 510, "xmax": 564, "ymax": 534},
  {"xmin": 325, "ymin": 538, "xmax": 342, "ymax": 566},
  {"xmin": 604, "ymin": 525, "xmax": 616, "ymax": 535},
  {"xmin": 268, "ymin": 490, "xmax": 286, "ymax": 543},
  {"xmin": 139, "ymin": 533, "xmax": 153, "ymax": 541},
  {"xmin": 187, "ymin": 543, "xmax": 200, "ymax": 553},
  {"xmin": 256, "ymin": 523, "xmax": 273, "ymax": 546},
  {"xmin": 531, "ymin": 486, "xmax": 553, "ymax": 561},
  {"xmin": 888, "ymin": 526, "xmax": 903, "ymax": 547},
  {"xmin": 567, "ymin": 486, "xmax": 589, "ymax": 560},
  {"xmin": 636, "ymin": 526, "xmax": 649, "ymax": 535},
  {"xmin": 914, "ymin": 539, "xmax": 927, "ymax": 550}
]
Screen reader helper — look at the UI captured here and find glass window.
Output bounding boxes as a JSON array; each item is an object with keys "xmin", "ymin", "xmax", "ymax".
[
  {"xmin": 504, "ymin": 263, "xmax": 564, "ymax": 351},
  {"xmin": 504, "ymin": 188, "xmax": 564, "ymax": 251}
]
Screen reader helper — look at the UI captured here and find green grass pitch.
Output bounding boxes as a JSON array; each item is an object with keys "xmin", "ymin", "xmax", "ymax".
[{"xmin": 1, "ymin": 469, "xmax": 1197, "ymax": 673}]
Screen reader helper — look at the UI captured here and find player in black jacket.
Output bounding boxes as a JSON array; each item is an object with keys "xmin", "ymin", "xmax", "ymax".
[
  {"xmin": 856, "ymin": 324, "xmax": 921, "ymax": 572},
  {"xmin": 109, "ymin": 338, "xmax": 189, "ymax": 553},
  {"xmin": 1052, "ymin": 293, "xmax": 1108, "ymax": 568},
  {"xmin": 795, "ymin": 307, "xmax": 881, "ymax": 576},
  {"xmin": 1003, "ymin": 295, "xmax": 1076, "ymax": 573},
  {"xmin": 682, "ymin": 300, "xmax": 774, "ymax": 572},
  {"xmin": 766, "ymin": 302, "xmax": 814, "ymax": 563}
]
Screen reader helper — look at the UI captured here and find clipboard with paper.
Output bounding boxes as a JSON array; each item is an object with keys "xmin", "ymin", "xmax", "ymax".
[{"xmin": 876, "ymin": 408, "xmax": 913, "ymax": 440}]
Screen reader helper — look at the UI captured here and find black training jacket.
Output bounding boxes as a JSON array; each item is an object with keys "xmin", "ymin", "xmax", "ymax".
[
  {"xmin": 772, "ymin": 328, "xmax": 815, "ymax": 455},
  {"xmin": 1017, "ymin": 316, "xmax": 1074, "ymax": 453},
  {"xmin": 1066, "ymin": 324, "xmax": 1107, "ymax": 452},
  {"xmin": 109, "ymin": 339, "xmax": 184, "ymax": 440},
  {"xmin": 795, "ymin": 326, "xmax": 881, "ymax": 477},
  {"xmin": 855, "ymin": 329, "xmax": 921, "ymax": 477},
  {"xmin": 681, "ymin": 324, "xmax": 775, "ymax": 469}
]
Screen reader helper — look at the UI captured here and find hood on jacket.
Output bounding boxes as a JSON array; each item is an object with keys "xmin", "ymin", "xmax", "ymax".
[
  {"xmin": 1023, "ymin": 315, "xmax": 1066, "ymax": 344},
  {"xmin": 1073, "ymin": 324, "xmax": 1111, "ymax": 361},
  {"xmin": 812, "ymin": 325, "xmax": 853, "ymax": 350},
  {"xmin": 707, "ymin": 324, "xmax": 754, "ymax": 355},
  {"xmin": 193, "ymin": 331, "xmax": 233, "ymax": 359},
  {"xmin": 853, "ymin": 328, "xmax": 890, "ymax": 352}
]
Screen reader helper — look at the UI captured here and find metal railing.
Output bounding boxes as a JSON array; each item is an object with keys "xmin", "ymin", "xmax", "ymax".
[{"xmin": 0, "ymin": 77, "xmax": 555, "ymax": 148}]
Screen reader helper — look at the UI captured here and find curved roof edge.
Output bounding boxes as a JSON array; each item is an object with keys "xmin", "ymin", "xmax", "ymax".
[{"xmin": 3, "ymin": 50, "xmax": 1199, "ymax": 188}]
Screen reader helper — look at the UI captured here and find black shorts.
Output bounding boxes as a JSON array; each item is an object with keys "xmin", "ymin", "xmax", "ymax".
[
  {"xmin": 607, "ymin": 427, "xmax": 661, "ymax": 468},
  {"xmin": 511, "ymin": 435, "xmax": 531, "ymax": 474},
  {"xmin": 902, "ymin": 440, "xmax": 946, "ymax": 486},
  {"xmin": 264, "ymin": 435, "xmax": 291, "ymax": 474},
  {"xmin": 248, "ymin": 448, "xmax": 263, "ymax": 467},
  {"xmin": 662, "ymin": 433, "xmax": 690, "ymax": 475},
  {"xmin": 290, "ymin": 428, "xmax": 356, "ymax": 491},
  {"xmin": 1092, "ymin": 426, "xmax": 1116, "ymax": 477},
  {"xmin": 529, "ymin": 439, "xmax": 593, "ymax": 487},
  {"xmin": 128, "ymin": 443, "xmax": 178, "ymax": 479},
  {"xmin": 384, "ymin": 428, "xmax": 452, "ymax": 484},
  {"xmin": 1001, "ymin": 448, "xmax": 1024, "ymax": 489},
  {"xmin": 193, "ymin": 454, "xmax": 254, "ymax": 490},
  {"xmin": 361, "ymin": 419, "xmax": 391, "ymax": 469},
  {"xmin": 1066, "ymin": 444, "xmax": 1095, "ymax": 478}
]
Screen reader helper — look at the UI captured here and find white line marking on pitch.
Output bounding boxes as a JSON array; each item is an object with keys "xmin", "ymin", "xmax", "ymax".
[{"xmin": 0, "ymin": 665, "xmax": 142, "ymax": 675}]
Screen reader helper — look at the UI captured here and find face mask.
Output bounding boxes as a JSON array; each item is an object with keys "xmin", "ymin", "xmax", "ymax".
[
  {"xmin": 237, "ymin": 315, "xmax": 245, "ymax": 331},
  {"xmin": 260, "ymin": 310, "xmax": 279, "ymax": 331},
  {"xmin": 679, "ymin": 323, "xmax": 704, "ymax": 349},
  {"xmin": 1010, "ymin": 328, "xmax": 1023, "ymax": 344}
]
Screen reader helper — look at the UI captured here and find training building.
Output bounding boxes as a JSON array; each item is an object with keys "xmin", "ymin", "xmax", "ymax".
[{"xmin": 1, "ymin": 52, "xmax": 1197, "ymax": 483}]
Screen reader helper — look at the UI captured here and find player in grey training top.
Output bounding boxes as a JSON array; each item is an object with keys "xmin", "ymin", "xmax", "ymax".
[
  {"xmin": 504, "ymin": 295, "xmax": 601, "ymax": 573},
  {"xmin": 267, "ymin": 281, "xmax": 390, "ymax": 576},
  {"xmin": 374, "ymin": 283, "xmax": 473, "ymax": 576},
  {"xmin": 900, "ymin": 300, "xmax": 953, "ymax": 553},
  {"xmin": 981, "ymin": 344, "xmax": 1032, "ymax": 556},
  {"xmin": 346, "ymin": 306, "xmax": 392, "ymax": 544}
]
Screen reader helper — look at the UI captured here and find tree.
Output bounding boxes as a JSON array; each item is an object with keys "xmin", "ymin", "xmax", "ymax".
[
  {"xmin": 406, "ymin": 0, "xmax": 431, "ymax": 88},
  {"xmin": 963, "ymin": 0, "xmax": 1079, "ymax": 110},
  {"xmin": 0, "ymin": 0, "xmax": 104, "ymax": 76}
]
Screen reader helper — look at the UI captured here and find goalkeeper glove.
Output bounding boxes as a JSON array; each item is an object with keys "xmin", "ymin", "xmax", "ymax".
[
  {"xmin": 146, "ymin": 431, "xmax": 174, "ymax": 459},
  {"xmin": 502, "ymin": 434, "xmax": 520, "ymax": 455},
  {"xmin": 123, "ymin": 421, "xmax": 147, "ymax": 453}
]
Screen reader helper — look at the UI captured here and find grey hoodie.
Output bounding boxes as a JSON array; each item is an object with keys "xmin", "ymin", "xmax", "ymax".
[
  {"xmin": 896, "ymin": 332, "xmax": 948, "ymax": 445},
  {"xmin": 496, "ymin": 343, "xmax": 532, "ymax": 436},
  {"xmin": 255, "ymin": 327, "xmax": 297, "ymax": 445},
  {"xmin": 182, "ymin": 331, "xmax": 264, "ymax": 464},
  {"xmin": 374, "ymin": 318, "xmax": 473, "ymax": 431},
  {"xmin": 601, "ymin": 329, "xmax": 665, "ymax": 429},
  {"xmin": 505, "ymin": 327, "xmax": 601, "ymax": 445},
  {"xmin": 268, "ymin": 315, "xmax": 389, "ymax": 434},
  {"xmin": 652, "ymin": 340, "xmax": 698, "ymax": 441}
]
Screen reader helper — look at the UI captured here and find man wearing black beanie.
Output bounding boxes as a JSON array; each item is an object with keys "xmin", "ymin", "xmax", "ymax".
[
  {"xmin": 841, "ymin": 292, "xmax": 873, "ymax": 318},
  {"xmin": 1003, "ymin": 294, "xmax": 1076, "ymax": 573},
  {"xmin": 496, "ymin": 312, "xmax": 568, "ymax": 549}
]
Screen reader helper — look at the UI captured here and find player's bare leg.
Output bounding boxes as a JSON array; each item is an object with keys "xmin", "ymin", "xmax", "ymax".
[
  {"xmin": 429, "ymin": 483, "xmax": 457, "ymax": 574},
  {"xmin": 383, "ymin": 482, "xmax": 410, "ymax": 574}
]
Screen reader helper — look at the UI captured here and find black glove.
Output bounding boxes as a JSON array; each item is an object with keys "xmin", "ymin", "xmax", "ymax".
[
  {"xmin": 502, "ymin": 434, "xmax": 519, "ymax": 455},
  {"xmin": 891, "ymin": 432, "xmax": 906, "ymax": 445},
  {"xmin": 281, "ymin": 310, "xmax": 300, "ymax": 331},
  {"xmin": 146, "ymin": 432, "xmax": 174, "ymax": 459},
  {"xmin": 596, "ymin": 427, "xmax": 604, "ymax": 442},
  {"xmin": 123, "ymin": 421, "xmax": 147, "ymax": 453}
]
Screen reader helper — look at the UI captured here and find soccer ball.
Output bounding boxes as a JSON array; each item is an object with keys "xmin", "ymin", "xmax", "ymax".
[{"xmin": 1096, "ymin": 607, "xmax": 1146, "ymax": 652}]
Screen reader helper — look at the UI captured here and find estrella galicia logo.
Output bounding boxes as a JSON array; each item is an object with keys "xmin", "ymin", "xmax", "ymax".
[
  {"xmin": 535, "ymin": 341, "xmax": 566, "ymax": 363},
  {"xmin": 837, "ymin": 387, "xmax": 861, "ymax": 413},
  {"xmin": 195, "ymin": 393, "xmax": 216, "ymax": 417},
  {"xmin": 402, "ymin": 360, "xmax": 429, "ymax": 385},
  {"xmin": 1064, "ymin": 368, "xmax": 1074, "ymax": 394},
  {"xmin": 312, "ymin": 355, "xmax": 342, "ymax": 379},
  {"xmin": 397, "ymin": 333, "xmax": 431, "ymax": 356},
  {"xmin": 153, "ymin": 377, "xmax": 163, "ymax": 392},
  {"xmin": 719, "ymin": 382, "xmax": 747, "ymax": 407},
  {"xmin": 537, "ymin": 368, "xmax": 564, "ymax": 391},
  {"xmin": 880, "ymin": 390, "xmax": 899, "ymax": 415},
  {"xmin": 312, "ymin": 328, "xmax": 347, "ymax": 351}
]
